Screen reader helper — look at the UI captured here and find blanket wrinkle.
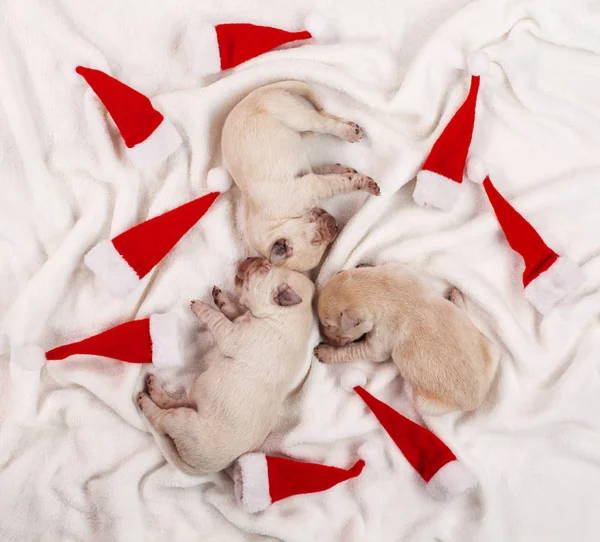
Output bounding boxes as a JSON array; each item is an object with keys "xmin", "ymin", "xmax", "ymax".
[{"xmin": 1, "ymin": 0, "xmax": 600, "ymax": 540}]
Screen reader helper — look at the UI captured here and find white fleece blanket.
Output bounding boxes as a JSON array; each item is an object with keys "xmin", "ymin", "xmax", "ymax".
[{"xmin": 2, "ymin": 0, "xmax": 600, "ymax": 540}]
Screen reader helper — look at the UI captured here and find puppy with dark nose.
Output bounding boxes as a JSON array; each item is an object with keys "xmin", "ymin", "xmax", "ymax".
[
  {"xmin": 222, "ymin": 80, "xmax": 380, "ymax": 272},
  {"xmin": 137, "ymin": 257, "xmax": 315, "ymax": 475}
]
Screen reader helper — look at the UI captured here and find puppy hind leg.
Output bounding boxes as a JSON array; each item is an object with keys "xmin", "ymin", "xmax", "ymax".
[
  {"xmin": 293, "ymin": 173, "xmax": 380, "ymax": 205},
  {"xmin": 137, "ymin": 392, "xmax": 197, "ymax": 435},
  {"xmin": 146, "ymin": 374, "xmax": 195, "ymax": 410},
  {"xmin": 268, "ymin": 91, "xmax": 364, "ymax": 142}
]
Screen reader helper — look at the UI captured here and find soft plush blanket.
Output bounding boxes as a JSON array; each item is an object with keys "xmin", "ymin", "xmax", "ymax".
[{"xmin": 2, "ymin": 0, "xmax": 600, "ymax": 540}]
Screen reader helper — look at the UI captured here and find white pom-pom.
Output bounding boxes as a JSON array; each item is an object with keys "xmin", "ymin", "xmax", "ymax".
[
  {"xmin": 357, "ymin": 441, "xmax": 385, "ymax": 469},
  {"xmin": 206, "ymin": 167, "xmax": 232, "ymax": 193},
  {"xmin": 466, "ymin": 157, "xmax": 487, "ymax": 184},
  {"xmin": 341, "ymin": 367, "xmax": 367, "ymax": 391},
  {"xmin": 304, "ymin": 12, "xmax": 335, "ymax": 41},
  {"xmin": 467, "ymin": 51, "xmax": 490, "ymax": 76},
  {"xmin": 11, "ymin": 345, "xmax": 46, "ymax": 371}
]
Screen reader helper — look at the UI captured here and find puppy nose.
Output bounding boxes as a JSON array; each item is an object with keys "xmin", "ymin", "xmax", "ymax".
[
  {"xmin": 317, "ymin": 212, "xmax": 338, "ymax": 242},
  {"xmin": 325, "ymin": 215, "xmax": 338, "ymax": 237}
]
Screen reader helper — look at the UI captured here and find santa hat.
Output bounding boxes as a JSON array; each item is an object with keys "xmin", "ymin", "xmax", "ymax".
[
  {"xmin": 341, "ymin": 370, "xmax": 477, "ymax": 500},
  {"xmin": 413, "ymin": 51, "xmax": 490, "ymax": 211},
  {"xmin": 76, "ymin": 66, "xmax": 182, "ymax": 169},
  {"xmin": 189, "ymin": 13, "xmax": 333, "ymax": 77},
  {"xmin": 11, "ymin": 312, "xmax": 183, "ymax": 371},
  {"xmin": 467, "ymin": 158, "xmax": 585, "ymax": 314},
  {"xmin": 85, "ymin": 171, "xmax": 230, "ymax": 297},
  {"xmin": 233, "ymin": 452, "xmax": 365, "ymax": 513}
]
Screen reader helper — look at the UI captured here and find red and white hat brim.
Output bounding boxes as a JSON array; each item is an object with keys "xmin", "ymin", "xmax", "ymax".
[
  {"xmin": 188, "ymin": 24, "xmax": 221, "ymax": 77},
  {"xmin": 234, "ymin": 453, "xmax": 272, "ymax": 513},
  {"xmin": 524, "ymin": 256, "xmax": 585, "ymax": 315},
  {"xmin": 84, "ymin": 239, "xmax": 140, "ymax": 297},
  {"xmin": 149, "ymin": 313, "xmax": 184, "ymax": 369},
  {"xmin": 414, "ymin": 171, "xmax": 463, "ymax": 211},
  {"xmin": 126, "ymin": 118, "xmax": 182, "ymax": 170},
  {"xmin": 427, "ymin": 459, "xmax": 478, "ymax": 500}
]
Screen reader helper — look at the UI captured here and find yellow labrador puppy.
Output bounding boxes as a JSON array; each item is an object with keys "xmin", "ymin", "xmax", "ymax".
[
  {"xmin": 137, "ymin": 257, "xmax": 314, "ymax": 475},
  {"xmin": 315, "ymin": 263, "xmax": 498, "ymax": 414},
  {"xmin": 222, "ymin": 81, "xmax": 380, "ymax": 272}
]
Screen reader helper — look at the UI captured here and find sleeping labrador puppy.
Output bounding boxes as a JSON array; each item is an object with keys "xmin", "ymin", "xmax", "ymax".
[
  {"xmin": 314, "ymin": 263, "xmax": 498, "ymax": 414},
  {"xmin": 222, "ymin": 80, "xmax": 380, "ymax": 272},
  {"xmin": 137, "ymin": 257, "xmax": 314, "ymax": 475}
]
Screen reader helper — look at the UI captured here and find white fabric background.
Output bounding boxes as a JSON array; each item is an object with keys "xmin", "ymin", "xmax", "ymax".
[{"xmin": 1, "ymin": 0, "xmax": 600, "ymax": 540}]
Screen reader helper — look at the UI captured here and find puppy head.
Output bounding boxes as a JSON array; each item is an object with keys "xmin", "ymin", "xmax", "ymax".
[
  {"xmin": 317, "ymin": 272, "xmax": 374, "ymax": 346},
  {"xmin": 248, "ymin": 208, "xmax": 338, "ymax": 272},
  {"xmin": 235, "ymin": 256, "xmax": 315, "ymax": 317}
]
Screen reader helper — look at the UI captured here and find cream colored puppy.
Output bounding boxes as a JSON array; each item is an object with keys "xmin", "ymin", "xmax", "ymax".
[
  {"xmin": 222, "ymin": 81, "xmax": 380, "ymax": 272},
  {"xmin": 137, "ymin": 257, "xmax": 314, "ymax": 475},
  {"xmin": 315, "ymin": 263, "xmax": 498, "ymax": 414}
]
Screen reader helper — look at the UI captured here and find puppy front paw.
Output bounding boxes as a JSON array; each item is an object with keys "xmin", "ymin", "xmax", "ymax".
[
  {"xmin": 341, "ymin": 121, "xmax": 364, "ymax": 143},
  {"xmin": 314, "ymin": 343, "xmax": 337, "ymax": 364},
  {"xmin": 136, "ymin": 391, "xmax": 147, "ymax": 409},
  {"xmin": 361, "ymin": 177, "xmax": 381, "ymax": 196},
  {"xmin": 190, "ymin": 300, "xmax": 207, "ymax": 316},
  {"xmin": 212, "ymin": 286, "xmax": 225, "ymax": 308}
]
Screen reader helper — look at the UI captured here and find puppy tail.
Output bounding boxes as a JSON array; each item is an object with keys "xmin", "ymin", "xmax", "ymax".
[{"xmin": 266, "ymin": 80, "xmax": 324, "ymax": 111}]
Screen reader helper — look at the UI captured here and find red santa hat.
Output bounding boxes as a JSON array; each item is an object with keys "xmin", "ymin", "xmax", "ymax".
[
  {"xmin": 11, "ymin": 313, "xmax": 183, "ymax": 371},
  {"xmin": 85, "ymin": 169, "xmax": 230, "ymax": 297},
  {"xmin": 233, "ymin": 452, "xmax": 366, "ymax": 513},
  {"xmin": 467, "ymin": 158, "xmax": 585, "ymax": 314},
  {"xmin": 76, "ymin": 66, "xmax": 182, "ymax": 169},
  {"xmin": 189, "ymin": 13, "xmax": 333, "ymax": 77},
  {"xmin": 413, "ymin": 51, "xmax": 490, "ymax": 211},
  {"xmin": 342, "ymin": 369, "xmax": 477, "ymax": 500}
]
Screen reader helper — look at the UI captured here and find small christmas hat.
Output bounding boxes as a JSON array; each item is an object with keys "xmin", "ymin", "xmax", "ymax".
[
  {"xmin": 342, "ymin": 370, "xmax": 477, "ymax": 500},
  {"xmin": 189, "ymin": 13, "xmax": 333, "ymax": 77},
  {"xmin": 11, "ymin": 313, "xmax": 183, "ymax": 371},
  {"xmin": 413, "ymin": 52, "xmax": 490, "ymax": 211},
  {"xmin": 467, "ymin": 158, "xmax": 585, "ymax": 314},
  {"xmin": 85, "ymin": 170, "xmax": 230, "ymax": 297},
  {"xmin": 233, "ymin": 452, "xmax": 365, "ymax": 513},
  {"xmin": 76, "ymin": 66, "xmax": 182, "ymax": 169}
]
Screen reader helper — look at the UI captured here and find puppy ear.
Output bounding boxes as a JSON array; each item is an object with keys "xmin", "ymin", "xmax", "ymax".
[
  {"xmin": 274, "ymin": 283, "xmax": 302, "ymax": 306},
  {"xmin": 270, "ymin": 238, "xmax": 293, "ymax": 264},
  {"xmin": 340, "ymin": 308, "xmax": 362, "ymax": 331}
]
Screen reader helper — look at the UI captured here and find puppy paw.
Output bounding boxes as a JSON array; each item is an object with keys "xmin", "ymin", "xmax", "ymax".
[
  {"xmin": 146, "ymin": 373, "xmax": 155, "ymax": 390},
  {"xmin": 361, "ymin": 177, "xmax": 381, "ymax": 196},
  {"xmin": 190, "ymin": 300, "xmax": 206, "ymax": 316},
  {"xmin": 341, "ymin": 121, "xmax": 364, "ymax": 143},
  {"xmin": 448, "ymin": 288, "xmax": 465, "ymax": 308},
  {"xmin": 136, "ymin": 391, "xmax": 147, "ymax": 409},
  {"xmin": 346, "ymin": 174, "xmax": 380, "ymax": 196},
  {"xmin": 212, "ymin": 286, "xmax": 224, "ymax": 308},
  {"xmin": 314, "ymin": 343, "xmax": 337, "ymax": 364}
]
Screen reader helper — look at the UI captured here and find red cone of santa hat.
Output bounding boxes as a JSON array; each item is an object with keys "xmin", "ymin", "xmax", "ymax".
[
  {"xmin": 413, "ymin": 51, "xmax": 490, "ymax": 211},
  {"xmin": 76, "ymin": 66, "xmax": 182, "ymax": 169},
  {"xmin": 233, "ymin": 453, "xmax": 365, "ymax": 513},
  {"xmin": 11, "ymin": 313, "xmax": 183, "ymax": 372},
  {"xmin": 189, "ymin": 13, "xmax": 333, "ymax": 77},
  {"xmin": 467, "ymin": 158, "xmax": 585, "ymax": 314},
  {"xmin": 341, "ymin": 371, "xmax": 476, "ymax": 500},
  {"xmin": 85, "ymin": 171, "xmax": 230, "ymax": 297}
]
